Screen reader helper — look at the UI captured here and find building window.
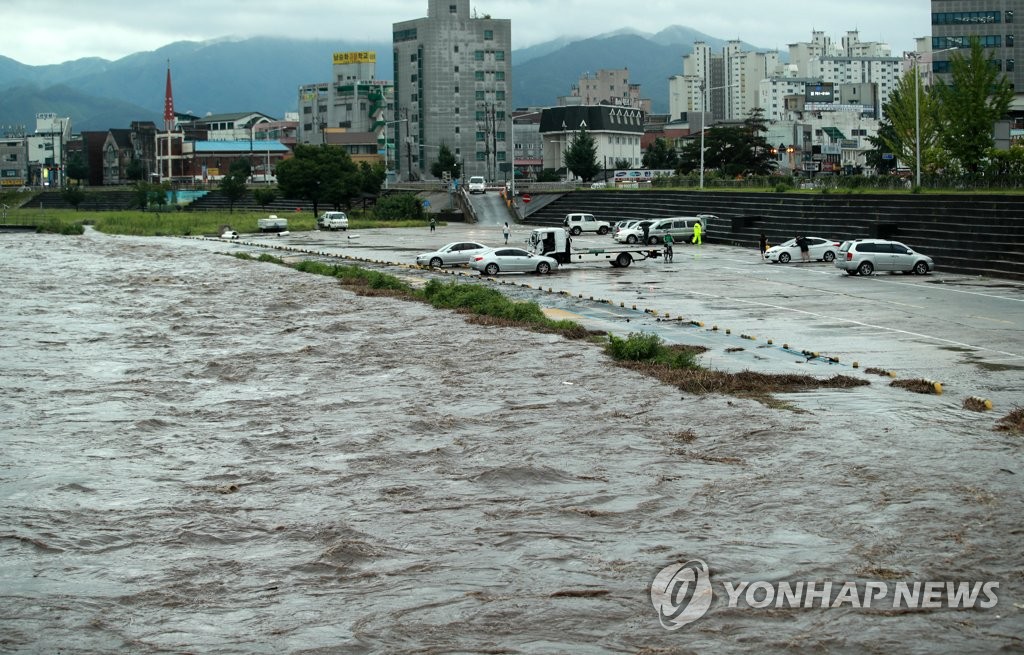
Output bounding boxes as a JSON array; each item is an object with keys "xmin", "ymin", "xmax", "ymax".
[
  {"xmin": 475, "ymin": 91, "xmax": 485, "ymax": 100},
  {"xmin": 411, "ymin": 74, "xmax": 417, "ymax": 82},
  {"xmin": 496, "ymin": 111, "xmax": 505, "ymax": 120},
  {"xmin": 474, "ymin": 50, "xmax": 484, "ymax": 61},
  {"xmin": 476, "ymin": 151, "xmax": 486, "ymax": 161},
  {"xmin": 476, "ymin": 111, "xmax": 485, "ymax": 121},
  {"xmin": 454, "ymin": 45, "xmax": 459, "ymax": 53},
  {"xmin": 475, "ymin": 71, "xmax": 485, "ymax": 81},
  {"xmin": 454, "ymin": 65, "xmax": 459, "ymax": 72},
  {"xmin": 303, "ymin": 106, "xmax": 312, "ymax": 114},
  {"xmin": 455, "ymin": 127, "xmax": 460, "ymax": 134},
  {"xmin": 1008, "ymin": 11, "xmax": 1014, "ymax": 23},
  {"xmin": 496, "ymin": 131, "xmax": 505, "ymax": 141},
  {"xmin": 454, "ymin": 86, "xmax": 459, "ymax": 93},
  {"xmin": 496, "ymin": 71, "xmax": 505, "ymax": 81},
  {"xmin": 484, "ymin": 30, "xmax": 493, "ymax": 40},
  {"xmin": 411, "ymin": 94, "xmax": 418, "ymax": 102},
  {"xmin": 495, "ymin": 51, "xmax": 505, "ymax": 61},
  {"xmin": 1008, "ymin": 34, "xmax": 1015, "ymax": 47},
  {"xmin": 476, "ymin": 131, "xmax": 485, "ymax": 141},
  {"xmin": 496, "ymin": 151, "xmax": 506, "ymax": 161},
  {"xmin": 496, "ymin": 91, "xmax": 505, "ymax": 100},
  {"xmin": 450, "ymin": 4, "xmax": 456, "ymax": 13},
  {"xmin": 1008, "ymin": 58, "xmax": 1016, "ymax": 71}
]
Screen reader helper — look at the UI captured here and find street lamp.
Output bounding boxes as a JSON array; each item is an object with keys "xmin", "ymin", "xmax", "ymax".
[
  {"xmin": 697, "ymin": 82, "xmax": 736, "ymax": 189},
  {"xmin": 910, "ymin": 46, "xmax": 959, "ymax": 188}
]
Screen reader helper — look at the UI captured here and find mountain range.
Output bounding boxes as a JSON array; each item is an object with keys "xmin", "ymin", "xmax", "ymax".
[{"xmin": 0, "ymin": 27, "xmax": 768, "ymax": 132}]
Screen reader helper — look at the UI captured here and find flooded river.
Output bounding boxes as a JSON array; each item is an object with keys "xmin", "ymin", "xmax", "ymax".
[{"xmin": 2, "ymin": 230, "xmax": 1021, "ymax": 653}]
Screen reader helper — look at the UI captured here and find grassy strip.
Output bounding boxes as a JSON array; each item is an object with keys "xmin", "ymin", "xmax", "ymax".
[
  {"xmin": 605, "ymin": 332, "xmax": 868, "ymax": 402},
  {"xmin": 236, "ymin": 255, "xmax": 872, "ymax": 403},
  {"xmin": 5, "ymin": 207, "xmax": 431, "ymax": 236}
]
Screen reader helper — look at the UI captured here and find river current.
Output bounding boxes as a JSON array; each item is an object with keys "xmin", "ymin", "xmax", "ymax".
[{"xmin": 1, "ymin": 231, "xmax": 1021, "ymax": 653}]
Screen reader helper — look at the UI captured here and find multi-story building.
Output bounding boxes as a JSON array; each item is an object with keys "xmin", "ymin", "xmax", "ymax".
[
  {"xmin": 930, "ymin": 0, "xmax": 1022, "ymax": 95},
  {"xmin": 26, "ymin": 113, "xmax": 71, "ymax": 187},
  {"xmin": 559, "ymin": 68, "xmax": 651, "ymax": 112},
  {"xmin": 539, "ymin": 105, "xmax": 645, "ymax": 174},
  {"xmin": 512, "ymin": 108, "xmax": 544, "ymax": 180},
  {"xmin": 0, "ymin": 138, "xmax": 28, "ymax": 188},
  {"xmin": 668, "ymin": 41, "xmax": 777, "ymax": 123},
  {"xmin": 393, "ymin": 0, "xmax": 512, "ymax": 181}
]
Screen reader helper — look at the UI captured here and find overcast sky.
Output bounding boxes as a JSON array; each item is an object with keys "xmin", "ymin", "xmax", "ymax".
[{"xmin": 3, "ymin": 0, "xmax": 929, "ymax": 66}]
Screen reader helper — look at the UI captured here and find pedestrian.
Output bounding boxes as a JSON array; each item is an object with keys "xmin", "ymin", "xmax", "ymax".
[
  {"xmin": 641, "ymin": 221, "xmax": 650, "ymax": 244},
  {"xmin": 663, "ymin": 232, "xmax": 674, "ymax": 263},
  {"xmin": 692, "ymin": 221, "xmax": 702, "ymax": 245},
  {"xmin": 502, "ymin": 222, "xmax": 510, "ymax": 244},
  {"xmin": 797, "ymin": 234, "xmax": 810, "ymax": 262},
  {"xmin": 429, "ymin": 216, "xmax": 436, "ymax": 232},
  {"xmin": 759, "ymin": 233, "xmax": 768, "ymax": 260}
]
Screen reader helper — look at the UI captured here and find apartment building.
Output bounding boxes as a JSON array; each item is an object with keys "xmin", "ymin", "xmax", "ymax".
[
  {"xmin": 930, "ymin": 0, "xmax": 1022, "ymax": 97},
  {"xmin": 559, "ymin": 68, "xmax": 651, "ymax": 112},
  {"xmin": 393, "ymin": 0, "xmax": 512, "ymax": 181}
]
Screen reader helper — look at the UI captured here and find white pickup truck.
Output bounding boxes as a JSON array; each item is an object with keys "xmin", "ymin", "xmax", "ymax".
[
  {"xmin": 562, "ymin": 213, "xmax": 611, "ymax": 236},
  {"xmin": 318, "ymin": 211, "xmax": 349, "ymax": 231},
  {"xmin": 528, "ymin": 227, "xmax": 662, "ymax": 268},
  {"xmin": 257, "ymin": 215, "xmax": 289, "ymax": 232}
]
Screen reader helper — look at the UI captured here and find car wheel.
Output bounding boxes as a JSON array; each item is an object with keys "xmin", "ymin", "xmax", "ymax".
[
  {"xmin": 626, "ymin": 234, "xmax": 638, "ymax": 244},
  {"xmin": 778, "ymin": 252, "xmax": 791, "ymax": 264},
  {"xmin": 846, "ymin": 270, "xmax": 858, "ymax": 276},
  {"xmin": 648, "ymin": 236, "xmax": 660, "ymax": 245},
  {"xmin": 429, "ymin": 257, "xmax": 443, "ymax": 268},
  {"xmin": 616, "ymin": 252, "xmax": 633, "ymax": 267},
  {"xmin": 857, "ymin": 261, "xmax": 874, "ymax": 276},
  {"xmin": 913, "ymin": 261, "xmax": 929, "ymax": 275},
  {"xmin": 597, "ymin": 226, "xmax": 609, "ymax": 235},
  {"xmin": 570, "ymin": 227, "xmax": 582, "ymax": 236},
  {"xmin": 536, "ymin": 261, "xmax": 551, "ymax": 275},
  {"xmin": 823, "ymin": 251, "xmax": 835, "ymax": 262},
  {"xmin": 484, "ymin": 263, "xmax": 499, "ymax": 276}
]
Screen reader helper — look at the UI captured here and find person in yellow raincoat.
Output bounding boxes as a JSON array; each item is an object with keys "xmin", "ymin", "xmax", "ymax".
[{"xmin": 692, "ymin": 221, "xmax": 702, "ymax": 245}]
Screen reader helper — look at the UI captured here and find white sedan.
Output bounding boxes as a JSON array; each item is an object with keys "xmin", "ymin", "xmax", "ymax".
[
  {"xmin": 415, "ymin": 241, "xmax": 490, "ymax": 268},
  {"xmin": 764, "ymin": 237, "xmax": 841, "ymax": 263},
  {"xmin": 470, "ymin": 248, "xmax": 558, "ymax": 275}
]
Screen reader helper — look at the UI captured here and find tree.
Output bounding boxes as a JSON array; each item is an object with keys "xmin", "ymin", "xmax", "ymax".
[
  {"xmin": 429, "ymin": 144, "xmax": 461, "ymax": 180},
  {"xmin": 229, "ymin": 158, "xmax": 252, "ymax": 181},
  {"xmin": 675, "ymin": 109, "xmax": 775, "ymax": 178},
  {"xmin": 563, "ymin": 127, "xmax": 601, "ymax": 181},
  {"xmin": 275, "ymin": 144, "xmax": 359, "ymax": 217},
  {"xmin": 536, "ymin": 168, "xmax": 561, "ymax": 182},
  {"xmin": 359, "ymin": 161, "xmax": 386, "ymax": 196},
  {"xmin": 219, "ymin": 172, "xmax": 248, "ymax": 213},
  {"xmin": 865, "ymin": 122, "xmax": 899, "ymax": 175},
  {"xmin": 66, "ymin": 153, "xmax": 88, "ymax": 183},
  {"xmin": 934, "ymin": 37, "xmax": 1014, "ymax": 173},
  {"xmin": 373, "ymin": 192, "xmax": 424, "ymax": 221},
  {"xmin": 642, "ymin": 137, "xmax": 679, "ymax": 170},
  {"xmin": 878, "ymin": 69, "xmax": 941, "ymax": 173},
  {"xmin": 125, "ymin": 159, "xmax": 145, "ymax": 181},
  {"xmin": 613, "ymin": 158, "xmax": 632, "ymax": 170},
  {"xmin": 61, "ymin": 185, "xmax": 86, "ymax": 210},
  {"xmin": 132, "ymin": 181, "xmax": 152, "ymax": 210},
  {"xmin": 253, "ymin": 187, "xmax": 277, "ymax": 210}
]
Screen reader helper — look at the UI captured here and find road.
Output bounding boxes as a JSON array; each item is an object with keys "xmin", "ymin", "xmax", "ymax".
[{"xmin": 196, "ymin": 224, "xmax": 1024, "ymax": 412}]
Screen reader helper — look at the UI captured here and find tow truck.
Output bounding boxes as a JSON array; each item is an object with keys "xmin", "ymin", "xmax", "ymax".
[{"xmin": 527, "ymin": 227, "xmax": 663, "ymax": 268}]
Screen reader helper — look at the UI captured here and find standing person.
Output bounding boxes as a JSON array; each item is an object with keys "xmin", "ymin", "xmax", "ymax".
[
  {"xmin": 502, "ymin": 222, "xmax": 510, "ymax": 244},
  {"xmin": 798, "ymin": 234, "xmax": 810, "ymax": 262},
  {"xmin": 759, "ymin": 233, "xmax": 768, "ymax": 260},
  {"xmin": 663, "ymin": 232, "xmax": 674, "ymax": 263},
  {"xmin": 692, "ymin": 221, "xmax": 702, "ymax": 245},
  {"xmin": 429, "ymin": 216, "xmax": 436, "ymax": 232},
  {"xmin": 641, "ymin": 221, "xmax": 651, "ymax": 245}
]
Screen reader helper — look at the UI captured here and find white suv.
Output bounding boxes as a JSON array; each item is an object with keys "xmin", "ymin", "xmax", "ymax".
[
  {"xmin": 468, "ymin": 176, "xmax": 487, "ymax": 194},
  {"xmin": 563, "ymin": 213, "xmax": 611, "ymax": 236}
]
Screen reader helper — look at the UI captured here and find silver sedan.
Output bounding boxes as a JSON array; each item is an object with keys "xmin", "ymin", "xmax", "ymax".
[
  {"xmin": 415, "ymin": 241, "xmax": 490, "ymax": 268},
  {"xmin": 469, "ymin": 248, "xmax": 559, "ymax": 275}
]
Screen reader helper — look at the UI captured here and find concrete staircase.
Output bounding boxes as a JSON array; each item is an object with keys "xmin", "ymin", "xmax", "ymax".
[{"xmin": 522, "ymin": 190, "xmax": 1024, "ymax": 280}]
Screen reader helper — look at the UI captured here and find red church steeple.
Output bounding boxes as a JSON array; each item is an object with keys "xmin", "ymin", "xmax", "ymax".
[{"xmin": 164, "ymin": 61, "xmax": 175, "ymax": 132}]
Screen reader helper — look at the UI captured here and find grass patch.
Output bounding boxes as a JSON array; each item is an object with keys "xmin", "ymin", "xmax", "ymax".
[
  {"xmin": 995, "ymin": 407, "xmax": 1024, "ymax": 433},
  {"xmin": 606, "ymin": 331, "xmax": 867, "ymax": 404}
]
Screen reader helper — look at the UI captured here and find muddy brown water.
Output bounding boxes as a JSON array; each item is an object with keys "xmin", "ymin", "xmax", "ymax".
[{"xmin": 2, "ymin": 231, "xmax": 1021, "ymax": 653}]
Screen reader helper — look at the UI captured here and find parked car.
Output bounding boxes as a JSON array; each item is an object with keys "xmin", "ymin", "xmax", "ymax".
[
  {"xmin": 613, "ymin": 220, "xmax": 657, "ymax": 244},
  {"xmin": 834, "ymin": 239, "xmax": 934, "ymax": 276},
  {"xmin": 318, "ymin": 211, "xmax": 349, "ymax": 231},
  {"xmin": 416, "ymin": 241, "xmax": 490, "ymax": 268},
  {"xmin": 644, "ymin": 216, "xmax": 709, "ymax": 245},
  {"xmin": 563, "ymin": 213, "xmax": 611, "ymax": 236},
  {"xmin": 470, "ymin": 247, "xmax": 559, "ymax": 275},
  {"xmin": 220, "ymin": 229, "xmax": 239, "ymax": 239},
  {"xmin": 468, "ymin": 176, "xmax": 487, "ymax": 194},
  {"xmin": 612, "ymin": 220, "xmax": 640, "ymax": 237},
  {"xmin": 764, "ymin": 236, "xmax": 841, "ymax": 263}
]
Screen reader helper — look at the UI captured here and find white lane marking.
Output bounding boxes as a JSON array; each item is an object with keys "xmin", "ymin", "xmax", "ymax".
[{"xmin": 680, "ymin": 289, "xmax": 1024, "ymax": 360}]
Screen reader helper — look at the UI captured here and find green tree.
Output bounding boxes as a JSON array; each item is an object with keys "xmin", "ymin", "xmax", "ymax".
[
  {"xmin": 275, "ymin": 144, "xmax": 359, "ymax": 216},
  {"xmin": 865, "ymin": 122, "xmax": 899, "ymax": 175},
  {"xmin": 879, "ymin": 69, "xmax": 941, "ymax": 173},
  {"xmin": 132, "ymin": 180, "xmax": 152, "ymax": 210},
  {"xmin": 642, "ymin": 137, "xmax": 679, "ymax": 170},
  {"xmin": 373, "ymin": 192, "xmax": 424, "ymax": 221},
  {"xmin": 536, "ymin": 168, "xmax": 561, "ymax": 182},
  {"xmin": 934, "ymin": 37, "xmax": 1014, "ymax": 173},
  {"xmin": 150, "ymin": 181, "xmax": 170, "ymax": 211},
  {"xmin": 125, "ymin": 159, "xmax": 145, "ymax": 181},
  {"xmin": 66, "ymin": 153, "xmax": 88, "ymax": 183},
  {"xmin": 61, "ymin": 185, "xmax": 86, "ymax": 210},
  {"xmin": 219, "ymin": 172, "xmax": 248, "ymax": 213},
  {"xmin": 252, "ymin": 187, "xmax": 277, "ymax": 210},
  {"xmin": 229, "ymin": 158, "xmax": 252, "ymax": 181},
  {"xmin": 613, "ymin": 158, "xmax": 632, "ymax": 170},
  {"xmin": 563, "ymin": 127, "xmax": 601, "ymax": 181},
  {"xmin": 359, "ymin": 161, "xmax": 386, "ymax": 195},
  {"xmin": 429, "ymin": 144, "xmax": 461, "ymax": 180}
]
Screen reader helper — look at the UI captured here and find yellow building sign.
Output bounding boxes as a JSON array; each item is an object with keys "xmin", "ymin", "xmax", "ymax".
[{"xmin": 333, "ymin": 51, "xmax": 376, "ymax": 65}]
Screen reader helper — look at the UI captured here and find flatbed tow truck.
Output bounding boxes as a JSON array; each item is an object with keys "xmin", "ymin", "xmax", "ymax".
[{"xmin": 528, "ymin": 227, "xmax": 663, "ymax": 268}]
